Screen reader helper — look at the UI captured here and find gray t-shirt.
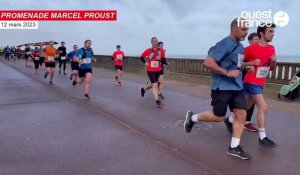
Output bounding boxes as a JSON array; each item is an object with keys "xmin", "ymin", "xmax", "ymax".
[{"xmin": 208, "ymin": 36, "xmax": 244, "ymax": 91}]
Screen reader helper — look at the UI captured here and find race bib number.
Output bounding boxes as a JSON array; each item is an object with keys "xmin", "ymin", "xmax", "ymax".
[
  {"xmin": 26, "ymin": 51, "xmax": 31, "ymax": 55},
  {"xmin": 34, "ymin": 57, "xmax": 39, "ymax": 61},
  {"xmin": 61, "ymin": 56, "xmax": 66, "ymax": 60},
  {"xmin": 48, "ymin": 56, "xmax": 54, "ymax": 62},
  {"xmin": 82, "ymin": 58, "xmax": 91, "ymax": 64},
  {"xmin": 237, "ymin": 54, "xmax": 244, "ymax": 69},
  {"xmin": 116, "ymin": 54, "xmax": 123, "ymax": 60},
  {"xmin": 150, "ymin": 61, "xmax": 159, "ymax": 68},
  {"xmin": 256, "ymin": 67, "xmax": 270, "ymax": 78}
]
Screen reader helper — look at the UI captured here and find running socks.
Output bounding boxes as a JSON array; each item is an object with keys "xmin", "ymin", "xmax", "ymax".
[
  {"xmin": 258, "ymin": 128, "xmax": 267, "ymax": 140},
  {"xmin": 231, "ymin": 137, "xmax": 240, "ymax": 148},
  {"xmin": 191, "ymin": 114, "xmax": 198, "ymax": 122},
  {"xmin": 229, "ymin": 115, "xmax": 234, "ymax": 123}
]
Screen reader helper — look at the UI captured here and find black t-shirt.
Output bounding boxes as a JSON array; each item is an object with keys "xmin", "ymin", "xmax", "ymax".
[{"xmin": 57, "ymin": 46, "xmax": 67, "ymax": 56}]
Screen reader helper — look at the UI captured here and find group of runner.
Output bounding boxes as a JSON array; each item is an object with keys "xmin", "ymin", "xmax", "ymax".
[
  {"xmin": 0, "ymin": 46, "xmax": 21, "ymax": 62},
  {"xmin": 39, "ymin": 39, "xmax": 96, "ymax": 99},
  {"xmin": 184, "ymin": 18, "xmax": 277, "ymax": 160},
  {"xmin": 1, "ymin": 18, "xmax": 277, "ymax": 160}
]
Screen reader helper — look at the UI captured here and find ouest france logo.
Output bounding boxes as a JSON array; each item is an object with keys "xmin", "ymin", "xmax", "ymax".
[{"xmin": 237, "ymin": 9, "xmax": 289, "ymax": 27}]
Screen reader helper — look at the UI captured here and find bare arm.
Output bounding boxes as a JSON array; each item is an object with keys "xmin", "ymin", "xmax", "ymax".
[
  {"xmin": 270, "ymin": 55, "xmax": 277, "ymax": 71},
  {"xmin": 204, "ymin": 57, "xmax": 227, "ymax": 76},
  {"xmin": 204, "ymin": 56, "xmax": 241, "ymax": 78}
]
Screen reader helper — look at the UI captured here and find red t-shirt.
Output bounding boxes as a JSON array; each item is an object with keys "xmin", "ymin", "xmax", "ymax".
[
  {"xmin": 243, "ymin": 43, "xmax": 276, "ymax": 86},
  {"xmin": 112, "ymin": 51, "xmax": 125, "ymax": 66},
  {"xmin": 32, "ymin": 51, "xmax": 41, "ymax": 59},
  {"xmin": 141, "ymin": 48, "xmax": 165, "ymax": 72}
]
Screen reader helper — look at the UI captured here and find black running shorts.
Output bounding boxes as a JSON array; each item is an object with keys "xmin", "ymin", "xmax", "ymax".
[
  {"xmin": 211, "ymin": 89, "xmax": 247, "ymax": 117},
  {"xmin": 115, "ymin": 66, "xmax": 123, "ymax": 71},
  {"xmin": 147, "ymin": 71, "xmax": 163, "ymax": 84},
  {"xmin": 79, "ymin": 68, "xmax": 92, "ymax": 78},
  {"xmin": 45, "ymin": 62, "xmax": 56, "ymax": 68}
]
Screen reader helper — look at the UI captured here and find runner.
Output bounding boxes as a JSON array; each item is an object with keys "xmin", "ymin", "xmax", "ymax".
[
  {"xmin": 43, "ymin": 40, "xmax": 58, "ymax": 86},
  {"xmin": 4, "ymin": 46, "xmax": 10, "ymax": 61},
  {"xmin": 11, "ymin": 46, "xmax": 17, "ymax": 63},
  {"xmin": 140, "ymin": 37, "xmax": 166, "ymax": 107},
  {"xmin": 68, "ymin": 44, "xmax": 79, "ymax": 80},
  {"xmin": 242, "ymin": 23, "xmax": 277, "ymax": 147},
  {"xmin": 157, "ymin": 41, "xmax": 168, "ymax": 99},
  {"xmin": 227, "ymin": 32, "xmax": 260, "ymax": 132},
  {"xmin": 32, "ymin": 47, "xmax": 41, "ymax": 74},
  {"xmin": 58, "ymin": 41, "xmax": 67, "ymax": 75},
  {"xmin": 72, "ymin": 39, "xmax": 96, "ymax": 99},
  {"xmin": 184, "ymin": 18, "xmax": 251, "ymax": 160},
  {"xmin": 16, "ymin": 47, "xmax": 22, "ymax": 60},
  {"xmin": 112, "ymin": 45, "xmax": 125, "ymax": 86},
  {"xmin": 142, "ymin": 41, "xmax": 168, "ymax": 99},
  {"xmin": 39, "ymin": 45, "xmax": 45, "ymax": 68},
  {"xmin": 24, "ymin": 45, "xmax": 32, "ymax": 67}
]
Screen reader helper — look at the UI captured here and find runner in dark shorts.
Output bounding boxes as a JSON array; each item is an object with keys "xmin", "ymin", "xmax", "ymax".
[
  {"xmin": 72, "ymin": 40, "xmax": 96, "ymax": 100},
  {"xmin": 58, "ymin": 41, "xmax": 67, "ymax": 75},
  {"xmin": 140, "ymin": 37, "xmax": 167, "ymax": 107},
  {"xmin": 43, "ymin": 40, "xmax": 57, "ymax": 86},
  {"xmin": 32, "ymin": 47, "xmax": 41, "ymax": 74},
  {"xmin": 184, "ymin": 18, "xmax": 252, "ymax": 160},
  {"xmin": 112, "ymin": 45, "xmax": 125, "ymax": 86},
  {"xmin": 68, "ymin": 45, "xmax": 79, "ymax": 80}
]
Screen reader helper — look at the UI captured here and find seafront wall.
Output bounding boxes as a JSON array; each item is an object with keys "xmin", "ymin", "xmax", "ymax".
[{"xmin": 94, "ymin": 55, "xmax": 300, "ymax": 85}]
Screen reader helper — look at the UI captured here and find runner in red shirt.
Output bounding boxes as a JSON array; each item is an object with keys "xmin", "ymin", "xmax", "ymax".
[
  {"xmin": 32, "ymin": 47, "xmax": 41, "ymax": 74},
  {"xmin": 140, "ymin": 37, "xmax": 167, "ymax": 107},
  {"xmin": 142, "ymin": 41, "xmax": 169, "ymax": 99},
  {"xmin": 112, "ymin": 45, "xmax": 125, "ymax": 86},
  {"xmin": 227, "ymin": 33, "xmax": 260, "ymax": 132},
  {"xmin": 243, "ymin": 23, "xmax": 277, "ymax": 148}
]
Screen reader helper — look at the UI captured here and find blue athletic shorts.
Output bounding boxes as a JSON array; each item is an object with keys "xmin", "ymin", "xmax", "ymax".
[{"xmin": 243, "ymin": 83, "xmax": 264, "ymax": 95}]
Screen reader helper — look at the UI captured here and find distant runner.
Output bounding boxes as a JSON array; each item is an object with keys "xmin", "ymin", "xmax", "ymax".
[{"xmin": 112, "ymin": 45, "xmax": 125, "ymax": 86}]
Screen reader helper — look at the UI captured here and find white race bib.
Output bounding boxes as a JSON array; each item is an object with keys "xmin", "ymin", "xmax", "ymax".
[
  {"xmin": 150, "ymin": 61, "xmax": 159, "ymax": 68},
  {"xmin": 34, "ymin": 57, "xmax": 39, "ymax": 61},
  {"xmin": 48, "ymin": 56, "xmax": 54, "ymax": 62},
  {"xmin": 116, "ymin": 54, "xmax": 123, "ymax": 60},
  {"xmin": 256, "ymin": 67, "xmax": 270, "ymax": 78},
  {"xmin": 82, "ymin": 58, "xmax": 91, "ymax": 64},
  {"xmin": 237, "ymin": 54, "xmax": 244, "ymax": 69},
  {"xmin": 26, "ymin": 51, "xmax": 31, "ymax": 55},
  {"xmin": 61, "ymin": 56, "xmax": 66, "ymax": 60}
]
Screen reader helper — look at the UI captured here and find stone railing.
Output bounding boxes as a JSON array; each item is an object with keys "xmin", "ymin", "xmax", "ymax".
[{"xmin": 94, "ymin": 55, "xmax": 300, "ymax": 84}]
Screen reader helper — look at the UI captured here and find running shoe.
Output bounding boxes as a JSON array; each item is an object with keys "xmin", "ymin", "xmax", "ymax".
[
  {"xmin": 227, "ymin": 145, "xmax": 251, "ymax": 160},
  {"xmin": 72, "ymin": 78, "xmax": 77, "ymax": 86},
  {"xmin": 184, "ymin": 111, "xmax": 196, "ymax": 133},
  {"xmin": 140, "ymin": 87, "xmax": 146, "ymax": 97},
  {"xmin": 83, "ymin": 94, "xmax": 90, "ymax": 100},
  {"xmin": 224, "ymin": 117, "xmax": 233, "ymax": 134},
  {"xmin": 156, "ymin": 100, "xmax": 162, "ymax": 107},
  {"xmin": 158, "ymin": 93, "xmax": 165, "ymax": 99},
  {"xmin": 244, "ymin": 123, "xmax": 258, "ymax": 132},
  {"xmin": 259, "ymin": 137, "xmax": 277, "ymax": 148}
]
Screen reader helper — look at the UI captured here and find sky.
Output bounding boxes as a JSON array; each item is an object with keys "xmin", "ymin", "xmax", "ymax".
[{"xmin": 0, "ymin": 0, "xmax": 299, "ymax": 60}]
